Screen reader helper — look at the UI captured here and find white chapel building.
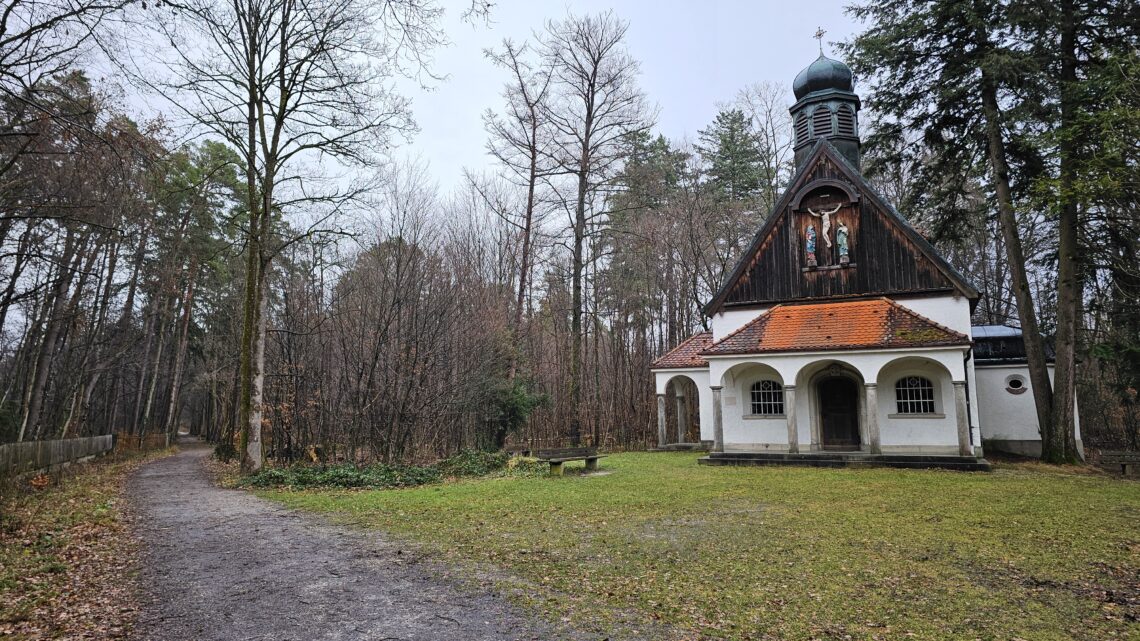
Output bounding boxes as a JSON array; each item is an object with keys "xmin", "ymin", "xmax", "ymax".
[{"xmin": 650, "ymin": 54, "xmax": 1079, "ymax": 470}]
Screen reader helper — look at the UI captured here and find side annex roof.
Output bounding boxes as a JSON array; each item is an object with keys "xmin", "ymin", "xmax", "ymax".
[{"xmin": 650, "ymin": 331, "xmax": 714, "ymax": 369}]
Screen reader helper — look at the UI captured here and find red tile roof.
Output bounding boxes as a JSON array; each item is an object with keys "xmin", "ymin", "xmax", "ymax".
[
  {"xmin": 701, "ymin": 298, "xmax": 970, "ymax": 356},
  {"xmin": 651, "ymin": 331, "xmax": 714, "ymax": 369}
]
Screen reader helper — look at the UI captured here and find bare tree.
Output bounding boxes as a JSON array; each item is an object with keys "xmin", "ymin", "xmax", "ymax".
[
  {"xmin": 540, "ymin": 10, "xmax": 653, "ymax": 445},
  {"xmin": 734, "ymin": 81, "xmax": 794, "ymax": 213},
  {"xmin": 140, "ymin": 0, "xmax": 451, "ymax": 471},
  {"xmin": 479, "ymin": 39, "xmax": 555, "ymax": 381}
]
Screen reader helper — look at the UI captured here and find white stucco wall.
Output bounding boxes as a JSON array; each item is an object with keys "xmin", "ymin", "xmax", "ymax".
[
  {"xmin": 708, "ymin": 347, "xmax": 968, "ymax": 390},
  {"xmin": 710, "ymin": 307, "xmax": 769, "ymax": 342},
  {"xmin": 975, "ymin": 364, "xmax": 1082, "ymax": 455},
  {"xmin": 892, "ymin": 294, "xmax": 974, "ymax": 336}
]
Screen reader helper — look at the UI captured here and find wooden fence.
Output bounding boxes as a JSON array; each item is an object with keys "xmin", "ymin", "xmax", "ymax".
[
  {"xmin": 113, "ymin": 432, "xmax": 170, "ymax": 452},
  {"xmin": 0, "ymin": 435, "xmax": 115, "ymax": 478}
]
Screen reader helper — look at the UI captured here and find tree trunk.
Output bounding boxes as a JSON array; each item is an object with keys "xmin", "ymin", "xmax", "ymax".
[
  {"xmin": 569, "ymin": 163, "xmax": 588, "ymax": 447},
  {"xmin": 1048, "ymin": 0, "xmax": 1083, "ymax": 463},
  {"xmin": 976, "ymin": 45, "xmax": 1055, "ymax": 449},
  {"xmin": 19, "ymin": 230, "xmax": 78, "ymax": 441},
  {"xmin": 165, "ymin": 262, "xmax": 197, "ymax": 446}
]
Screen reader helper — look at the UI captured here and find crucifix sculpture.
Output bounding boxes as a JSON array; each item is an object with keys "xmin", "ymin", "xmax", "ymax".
[
  {"xmin": 806, "ymin": 203, "xmax": 841, "ymax": 248},
  {"xmin": 814, "ymin": 27, "xmax": 826, "ymax": 54}
]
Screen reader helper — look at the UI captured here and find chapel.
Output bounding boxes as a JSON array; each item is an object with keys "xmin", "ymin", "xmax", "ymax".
[{"xmin": 650, "ymin": 53, "xmax": 1080, "ymax": 470}]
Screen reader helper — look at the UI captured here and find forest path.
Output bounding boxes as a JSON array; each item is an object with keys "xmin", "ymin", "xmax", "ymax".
[{"xmin": 129, "ymin": 443, "xmax": 586, "ymax": 641}]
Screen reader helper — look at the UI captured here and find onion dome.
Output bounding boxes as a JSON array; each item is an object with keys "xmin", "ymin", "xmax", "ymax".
[{"xmin": 792, "ymin": 54, "xmax": 854, "ymax": 100}]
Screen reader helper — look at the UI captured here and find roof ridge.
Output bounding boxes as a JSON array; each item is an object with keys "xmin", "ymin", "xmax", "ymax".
[{"xmin": 702, "ymin": 304, "xmax": 783, "ymax": 352}]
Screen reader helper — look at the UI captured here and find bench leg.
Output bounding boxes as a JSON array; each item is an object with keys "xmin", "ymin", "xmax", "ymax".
[
  {"xmin": 549, "ymin": 462, "xmax": 563, "ymax": 477},
  {"xmin": 585, "ymin": 457, "xmax": 598, "ymax": 472}
]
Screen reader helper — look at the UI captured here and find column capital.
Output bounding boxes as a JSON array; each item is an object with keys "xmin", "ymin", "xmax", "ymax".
[
  {"xmin": 784, "ymin": 384, "xmax": 797, "ymax": 391},
  {"xmin": 952, "ymin": 380, "xmax": 967, "ymax": 388},
  {"xmin": 710, "ymin": 385, "xmax": 724, "ymax": 391},
  {"xmin": 864, "ymin": 382, "xmax": 878, "ymax": 389},
  {"xmin": 656, "ymin": 392, "xmax": 666, "ymax": 398}
]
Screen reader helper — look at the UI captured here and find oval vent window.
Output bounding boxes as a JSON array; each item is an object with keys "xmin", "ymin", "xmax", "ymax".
[{"xmin": 1005, "ymin": 375, "xmax": 1028, "ymax": 395}]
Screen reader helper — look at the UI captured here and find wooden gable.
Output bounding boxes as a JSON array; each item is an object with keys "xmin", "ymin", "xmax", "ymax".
[{"xmin": 704, "ymin": 141, "xmax": 978, "ymax": 314}]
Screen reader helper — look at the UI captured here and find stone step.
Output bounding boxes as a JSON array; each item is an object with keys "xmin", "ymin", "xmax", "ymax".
[
  {"xmin": 651, "ymin": 442, "xmax": 709, "ymax": 452},
  {"xmin": 699, "ymin": 452, "xmax": 991, "ymax": 472}
]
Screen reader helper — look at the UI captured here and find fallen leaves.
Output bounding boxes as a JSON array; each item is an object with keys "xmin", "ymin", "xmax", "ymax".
[{"xmin": 0, "ymin": 449, "xmax": 173, "ymax": 639}]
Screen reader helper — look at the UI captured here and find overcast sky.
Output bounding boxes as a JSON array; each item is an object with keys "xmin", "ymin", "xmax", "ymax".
[{"xmin": 406, "ymin": 0, "xmax": 859, "ymax": 192}]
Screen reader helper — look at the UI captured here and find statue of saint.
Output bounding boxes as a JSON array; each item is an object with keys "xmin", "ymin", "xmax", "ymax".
[
  {"xmin": 837, "ymin": 221, "xmax": 850, "ymax": 264},
  {"xmin": 805, "ymin": 224, "xmax": 817, "ymax": 267}
]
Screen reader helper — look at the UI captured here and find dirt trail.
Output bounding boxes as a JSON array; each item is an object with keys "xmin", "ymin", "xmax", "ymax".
[{"xmin": 129, "ymin": 443, "xmax": 590, "ymax": 641}]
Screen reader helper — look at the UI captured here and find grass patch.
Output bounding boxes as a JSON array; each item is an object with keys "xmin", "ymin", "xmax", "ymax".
[
  {"xmin": 262, "ymin": 453, "xmax": 1140, "ymax": 640},
  {"xmin": 0, "ymin": 448, "xmax": 174, "ymax": 640}
]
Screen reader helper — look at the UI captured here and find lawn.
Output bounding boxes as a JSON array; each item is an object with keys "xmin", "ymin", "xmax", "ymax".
[{"xmin": 263, "ymin": 453, "xmax": 1140, "ymax": 640}]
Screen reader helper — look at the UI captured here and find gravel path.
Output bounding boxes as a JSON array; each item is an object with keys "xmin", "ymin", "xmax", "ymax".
[{"xmin": 129, "ymin": 443, "xmax": 591, "ymax": 641}]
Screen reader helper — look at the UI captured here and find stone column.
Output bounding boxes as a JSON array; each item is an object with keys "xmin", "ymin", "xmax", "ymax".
[
  {"xmin": 656, "ymin": 394, "xmax": 667, "ymax": 449},
  {"xmin": 711, "ymin": 386, "xmax": 725, "ymax": 453},
  {"xmin": 864, "ymin": 383, "xmax": 881, "ymax": 455},
  {"xmin": 675, "ymin": 395, "xmax": 686, "ymax": 444},
  {"xmin": 785, "ymin": 385, "xmax": 799, "ymax": 454},
  {"xmin": 954, "ymin": 382, "xmax": 972, "ymax": 456}
]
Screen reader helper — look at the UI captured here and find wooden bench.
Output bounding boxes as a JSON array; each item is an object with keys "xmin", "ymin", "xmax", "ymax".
[
  {"xmin": 535, "ymin": 447, "xmax": 604, "ymax": 476},
  {"xmin": 1101, "ymin": 450, "xmax": 1140, "ymax": 475}
]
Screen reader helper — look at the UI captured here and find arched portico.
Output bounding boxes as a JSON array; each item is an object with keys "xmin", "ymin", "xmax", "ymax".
[
  {"xmin": 716, "ymin": 362, "xmax": 792, "ymax": 453},
  {"xmin": 652, "ymin": 368, "xmax": 713, "ymax": 449}
]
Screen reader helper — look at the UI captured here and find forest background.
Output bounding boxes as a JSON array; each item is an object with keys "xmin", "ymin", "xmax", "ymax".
[{"xmin": 1, "ymin": 0, "xmax": 1136, "ymax": 468}]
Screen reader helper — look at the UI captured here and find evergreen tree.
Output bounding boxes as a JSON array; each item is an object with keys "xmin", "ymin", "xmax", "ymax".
[
  {"xmin": 845, "ymin": 0, "xmax": 1138, "ymax": 462},
  {"xmin": 696, "ymin": 108, "xmax": 765, "ymax": 204}
]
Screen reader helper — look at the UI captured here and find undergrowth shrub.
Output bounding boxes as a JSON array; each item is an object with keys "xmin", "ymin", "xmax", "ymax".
[
  {"xmin": 241, "ymin": 463, "xmax": 441, "ymax": 489},
  {"xmin": 240, "ymin": 450, "xmax": 546, "ymax": 489},
  {"xmin": 436, "ymin": 450, "xmax": 510, "ymax": 477}
]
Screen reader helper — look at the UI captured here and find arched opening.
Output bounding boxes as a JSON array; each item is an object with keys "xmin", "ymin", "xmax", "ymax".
[
  {"xmin": 875, "ymin": 356, "xmax": 962, "ymax": 453},
  {"xmin": 796, "ymin": 360, "xmax": 866, "ymax": 452},
  {"xmin": 664, "ymin": 375, "xmax": 701, "ymax": 444},
  {"xmin": 811, "ymin": 105, "xmax": 833, "ymax": 137}
]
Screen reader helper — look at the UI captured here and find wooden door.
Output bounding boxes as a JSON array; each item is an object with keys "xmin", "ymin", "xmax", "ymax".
[{"xmin": 819, "ymin": 377, "xmax": 860, "ymax": 450}]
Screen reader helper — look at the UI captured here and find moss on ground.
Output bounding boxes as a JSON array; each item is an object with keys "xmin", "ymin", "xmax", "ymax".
[{"xmin": 264, "ymin": 453, "xmax": 1140, "ymax": 640}]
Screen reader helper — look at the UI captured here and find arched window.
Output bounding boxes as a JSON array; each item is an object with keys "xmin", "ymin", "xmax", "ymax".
[
  {"xmin": 836, "ymin": 105, "xmax": 856, "ymax": 136},
  {"xmin": 750, "ymin": 380, "xmax": 785, "ymax": 415},
  {"xmin": 895, "ymin": 376, "xmax": 936, "ymax": 414},
  {"xmin": 811, "ymin": 106, "xmax": 833, "ymax": 138},
  {"xmin": 795, "ymin": 111, "xmax": 810, "ymax": 145}
]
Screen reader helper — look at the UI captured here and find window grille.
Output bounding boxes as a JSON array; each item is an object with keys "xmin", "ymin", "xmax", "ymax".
[
  {"xmin": 811, "ymin": 106, "xmax": 833, "ymax": 137},
  {"xmin": 836, "ymin": 106, "xmax": 856, "ymax": 136},
  {"xmin": 895, "ymin": 376, "xmax": 936, "ymax": 414},
  {"xmin": 750, "ymin": 380, "xmax": 785, "ymax": 415}
]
